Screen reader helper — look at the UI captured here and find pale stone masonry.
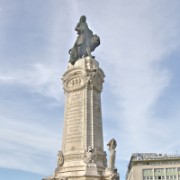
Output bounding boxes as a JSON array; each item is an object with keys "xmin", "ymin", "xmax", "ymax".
[
  {"xmin": 126, "ymin": 153, "xmax": 180, "ymax": 180},
  {"xmin": 43, "ymin": 57, "xmax": 120, "ymax": 180}
]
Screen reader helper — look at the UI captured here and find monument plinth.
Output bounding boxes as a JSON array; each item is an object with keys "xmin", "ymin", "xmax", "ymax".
[
  {"xmin": 42, "ymin": 16, "xmax": 119, "ymax": 180},
  {"xmin": 57, "ymin": 57, "xmax": 105, "ymax": 178}
]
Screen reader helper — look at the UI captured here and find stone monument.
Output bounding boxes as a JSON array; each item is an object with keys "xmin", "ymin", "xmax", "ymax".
[{"xmin": 43, "ymin": 15, "xmax": 119, "ymax": 180}]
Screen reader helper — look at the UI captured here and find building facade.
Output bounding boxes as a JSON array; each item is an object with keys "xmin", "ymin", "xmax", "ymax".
[{"xmin": 126, "ymin": 153, "xmax": 180, "ymax": 180}]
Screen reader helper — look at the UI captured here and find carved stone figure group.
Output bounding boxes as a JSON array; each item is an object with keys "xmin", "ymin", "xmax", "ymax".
[{"xmin": 84, "ymin": 146, "xmax": 97, "ymax": 163}]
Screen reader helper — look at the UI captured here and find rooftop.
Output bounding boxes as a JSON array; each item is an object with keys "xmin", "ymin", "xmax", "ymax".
[{"xmin": 131, "ymin": 153, "xmax": 180, "ymax": 161}]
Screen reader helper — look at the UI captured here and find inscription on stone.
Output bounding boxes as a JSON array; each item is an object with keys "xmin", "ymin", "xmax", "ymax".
[
  {"xmin": 93, "ymin": 92, "xmax": 103, "ymax": 149},
  {"xmin": 65, "ymin": 91, "xmax": 83, "ymax": 150}
]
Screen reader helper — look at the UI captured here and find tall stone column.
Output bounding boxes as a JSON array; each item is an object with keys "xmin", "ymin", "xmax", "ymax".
[
  {"xmin": 53, "ymin": 57, "xmax": 106, "ymax": 179},
  {"xmin": 42, "ymin": 15, "xmax": 120, "ymax": 180}
]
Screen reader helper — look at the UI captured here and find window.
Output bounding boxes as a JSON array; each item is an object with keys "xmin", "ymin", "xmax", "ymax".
[
  {"xmin": 143, "ymin": 169, "xmax": 153, "ymax": 173},
  {"xmin": 143, "ymin": 176, "xmax": 153, "ymax": 180},
  {"xmin": 166, "ymin": 168, "xmax": 176, "ymax": 172},
  {"xmin": 155, "ymin": 168, "xmax": 164, "ymax": 172}
]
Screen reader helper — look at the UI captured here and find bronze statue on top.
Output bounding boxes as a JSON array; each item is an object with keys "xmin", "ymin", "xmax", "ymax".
[{"xmin": 69, "ymin": 15, "xmax": 100, "ymax": 65}]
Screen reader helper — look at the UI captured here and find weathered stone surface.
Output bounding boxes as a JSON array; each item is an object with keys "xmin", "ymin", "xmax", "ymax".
[{"xmin": 42, "ymin": 57, "xmax": 120, "ymax": 180}]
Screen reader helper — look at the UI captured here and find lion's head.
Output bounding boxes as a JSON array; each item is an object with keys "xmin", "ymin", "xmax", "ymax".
[{"xmin": 90, "ymin": 35, "xmax": 100, "ymax": 52}]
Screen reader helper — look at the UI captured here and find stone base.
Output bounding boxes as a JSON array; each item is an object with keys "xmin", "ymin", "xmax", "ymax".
[
  {"xmin": 43, "ymin": 175, "xmax": 101, "ymax": 180},
  {"xmin": 102, "ymin": 168, "xmax": 120, "ymax": 180},
  {"xmin": 50, "ymin": 163, "xmax": 101, "ymax": 180},
  {"xmin": 42, "ymin": 165, "xmax": 120, "ymax": 180},
  {"xmin": 59, "ymin": 177, "xmax": 100, "ymax": 180}
]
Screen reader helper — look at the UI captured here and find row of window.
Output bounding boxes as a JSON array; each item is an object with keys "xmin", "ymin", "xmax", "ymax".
[
  {"xmin": 167, "ymin": 175, "xmax": 178, "ymax": 179},
  {"xmin": 144, "ymin": 161, "xmax": 180, "ymax": 166},
  {"xmin": 143, "ymin": 168, "xmax": 180, "ymax": 173},
  {"xmin": 143, "ymin": 175, "xmax": 180, "ymax": 180}
]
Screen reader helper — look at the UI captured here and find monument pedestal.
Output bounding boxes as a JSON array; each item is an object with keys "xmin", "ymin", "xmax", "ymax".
[{"xmin": 43, "ymin": 57, "xmax": 119, "ymax": 180}]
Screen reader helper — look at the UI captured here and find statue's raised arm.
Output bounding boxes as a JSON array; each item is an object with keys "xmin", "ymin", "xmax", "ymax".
[{"xmin": 69, "ymin": 15, "xmax": 100, "ymax": 65}]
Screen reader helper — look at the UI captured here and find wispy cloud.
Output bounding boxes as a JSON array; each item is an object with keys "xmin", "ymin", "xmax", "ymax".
[
  {"xmin": 0, "ymin": 63, "xmax": 63, "ymax": 101},
  {"xmin": 0, "ymin": 0, "xmax": 180, "ymax": 179},
  {"xmin": 0, "ymin": 112, "xmax": 60, "ymax": 174},
  {"xmin": 96, "ymin": 0, "xmax": 180, "ymax": 162}
]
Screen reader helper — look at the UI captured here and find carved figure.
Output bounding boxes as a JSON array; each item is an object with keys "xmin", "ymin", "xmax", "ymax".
[
  {"xmin": 57, "ymin": 151, "xmax": 64, "ymax": 166},
  {"xmin": 84, "ymin": 146, "xmax": 97, "ymax": 163},
  {"xmin": 107, "ymin": 138, "xmax": 117, "ymax": 170},
  {"xmin": 69, "ymin": 15, "xmax": 100, "ymax": 65},
  {"xmin": 53, "ymin": 151, "xmax": 64, "ymax": 178},
  {"xmin": 107, "ymin": 138, "xmax": 117, "ymax": 151}
]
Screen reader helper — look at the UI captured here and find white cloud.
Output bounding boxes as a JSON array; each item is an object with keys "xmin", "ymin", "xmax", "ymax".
[
  {"xmin": 0, "ymin": 61, "xmax": 65, "ymax": 102},
  {"xmin": 0, "ymin": 114, "xmax": 60, "ymax": 174},
  {"xmin": 95, "ymin": 0, "xmax": 180, "ymax": 169},
  {"xmin": 0, "ymin": 0, "xmax": 180, "ymax": 179}
]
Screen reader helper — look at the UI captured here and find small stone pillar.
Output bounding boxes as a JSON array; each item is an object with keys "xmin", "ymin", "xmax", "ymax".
[
  {"xmin": 102, "ymin": 138, "xmax": 120, "ymax": 180},
  {"xmin": 107, "ymin": 138, "xmax": 117, "ymax": 170},
  {"xmin": 109, "ymin": 149, "xmax": 116, "ymax": 170}
]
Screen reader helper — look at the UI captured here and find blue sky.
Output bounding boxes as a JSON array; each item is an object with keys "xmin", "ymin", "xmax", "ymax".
[{"xmin": 0, "ymin": 0, "xmax": 180, "ymax": 179}]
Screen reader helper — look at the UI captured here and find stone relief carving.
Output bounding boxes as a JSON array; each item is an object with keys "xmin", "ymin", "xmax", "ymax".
[
  {"xmin": 84, "ymin": 146, "xmax": 97, "ymax": 163},
  {"xmin": 53, "ymin": 151, "xmax": 64, "ymax": 179},
  {"xmin": 57, "ymin": 151, "xmax": 64, "ymax": 166},
  {"xmin": 62, "ymin": 68, "xmax": 104, "ymax": 93},
  {"xmin": 86, "ymin": 69, "xmax": 104, "ymax": 92},
  {"xmin": 63, "ymin": 70, "xmax": 85, "ymax": 92},
  {"xmin": 68, "ymin": 77, "xmax": 82, "ymax": 88}
]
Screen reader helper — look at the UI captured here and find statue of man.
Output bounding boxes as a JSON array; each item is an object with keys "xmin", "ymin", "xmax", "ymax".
[
  {"xmin": 69, "ymin": 16, "xmax": 100, "ymax": 65},
  {"xmin": 75, "ymin": 15, "xmax": 92, "ymax": 57}
]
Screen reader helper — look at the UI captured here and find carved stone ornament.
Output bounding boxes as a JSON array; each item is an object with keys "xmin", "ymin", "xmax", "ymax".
[
  {"xmin": 53, "ymin": 152, "xmax": 64, "ymax": 179},
  {"xmin": 62, "ymin": 69, "xmax": 86, "ymax": 92},
  {"xmin": 62, "ymin": 67, "xmax": 104, "ymax": 93},
  {"xmin": 84, "ymin": 146, "xmax": 97, "ymax": 163},
  {"xmin": 57, "ymin": 151, "xmax": 64, "ymax": 166},
  {"xmin": 107, "ymin": 138, "xmax": 117, "ymax": 151},
  {"xmin": 86, "ymin": 69, "xmax": 104, "ymax": 92}
]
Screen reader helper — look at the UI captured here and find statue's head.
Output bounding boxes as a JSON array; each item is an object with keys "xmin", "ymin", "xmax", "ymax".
[{"xmin": 80, "ymin": 15, "xmax": 86, "ymax": 23}]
